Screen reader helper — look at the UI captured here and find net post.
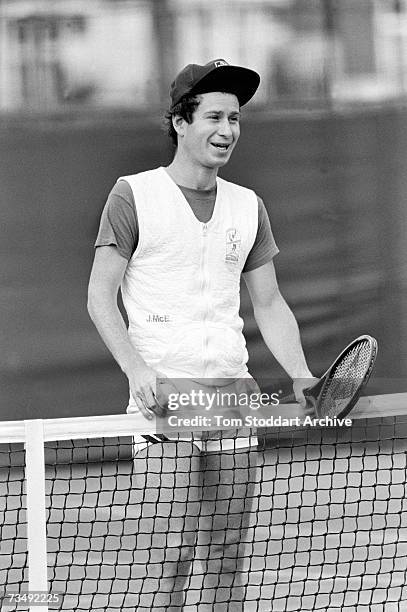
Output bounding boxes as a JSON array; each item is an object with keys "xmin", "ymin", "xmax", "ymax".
[{"xmin": 24, "ymin": 420, "xmax": 49, "ymax": 612}]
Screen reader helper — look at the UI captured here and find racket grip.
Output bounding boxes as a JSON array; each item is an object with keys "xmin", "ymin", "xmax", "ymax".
[
  {"xmin": 279, "ymin": 392, "xmax": 296, "ymax": 404},
  {"xmin": 279, "ymin": 386, "xmax": 314, "ymax": 405}
]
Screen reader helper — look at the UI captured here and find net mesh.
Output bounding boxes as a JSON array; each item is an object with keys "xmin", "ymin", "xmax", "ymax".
[
  {"xmin": 320, "ymin": 340, "xmax": 374, "ymax": 417},
  {"xmin": 1, "ymin": 413, "xmax": 407, "ymax": 611},
  {"xmin": 0, "ymin": 444, "xmax": 28, "ymax": 593}
]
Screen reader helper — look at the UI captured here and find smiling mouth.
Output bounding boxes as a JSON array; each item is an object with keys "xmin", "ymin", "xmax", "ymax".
[{"xmin": 211, "ymin": 143, "xmax": 231, "ymax": 152}]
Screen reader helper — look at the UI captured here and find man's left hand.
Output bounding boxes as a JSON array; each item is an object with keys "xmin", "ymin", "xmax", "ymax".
[{"xmin": 293, "ymin": 376, "xmax": 319, "ymax": 415}]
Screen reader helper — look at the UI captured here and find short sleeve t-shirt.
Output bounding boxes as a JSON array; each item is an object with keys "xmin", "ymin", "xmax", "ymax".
[{"xmin": 95, "ymin": 178, "xmax": 279, "ymax": 272}]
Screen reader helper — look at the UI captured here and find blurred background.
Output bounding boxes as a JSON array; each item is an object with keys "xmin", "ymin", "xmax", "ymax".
[{"xmin": 1, "ymin": 0, "xmax": 407, "ymax": 419}]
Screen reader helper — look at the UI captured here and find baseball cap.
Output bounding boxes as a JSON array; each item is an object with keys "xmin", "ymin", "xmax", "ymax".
[{"xmin": 170, "ymin": 59, "xmax": 260, "ymax": 109}]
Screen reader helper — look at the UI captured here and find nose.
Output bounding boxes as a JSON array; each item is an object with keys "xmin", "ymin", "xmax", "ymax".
[{"xmin": 217, "ymin": 118, "xmax": 233, "ymax": 139}]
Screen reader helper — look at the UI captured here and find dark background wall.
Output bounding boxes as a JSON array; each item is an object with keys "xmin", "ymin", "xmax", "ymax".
[{"xmin": 1, "ymin": 108, "xmax": 406, "ymax": 420}]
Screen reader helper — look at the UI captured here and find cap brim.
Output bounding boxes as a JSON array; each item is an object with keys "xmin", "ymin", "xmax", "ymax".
[{"xmin": 191, "ymin": 65, "xmax": 260, "ymax": 106}]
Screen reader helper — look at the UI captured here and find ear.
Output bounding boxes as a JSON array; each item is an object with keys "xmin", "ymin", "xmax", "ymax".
[{"xmin": 172, "ymin": 115, "xmax": 186, "ymax": 138}]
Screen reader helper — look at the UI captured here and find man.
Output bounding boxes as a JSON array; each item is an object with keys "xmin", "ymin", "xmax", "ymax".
[{"xmin": 88, "ymin": 59, "xmax": 314, "ymax": 611}]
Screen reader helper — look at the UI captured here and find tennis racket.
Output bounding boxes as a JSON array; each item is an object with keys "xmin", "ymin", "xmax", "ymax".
[{"xmin": 283, "ymin": 335, "xmax": 378, "ymax": 419}]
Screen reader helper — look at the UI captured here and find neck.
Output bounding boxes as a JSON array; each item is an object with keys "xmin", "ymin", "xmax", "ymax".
[{"xmin": 166, "ymin": 150, "xmax": 218, "ymax": 190}]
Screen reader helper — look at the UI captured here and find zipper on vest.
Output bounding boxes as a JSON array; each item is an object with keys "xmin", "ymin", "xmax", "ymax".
[{"xmin": 201, "ymin": 223, "xmax": 209, "ymax": 376}]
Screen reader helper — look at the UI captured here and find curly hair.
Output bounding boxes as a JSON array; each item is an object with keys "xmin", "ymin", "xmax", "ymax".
[{"xmin": 164, "ymin": 94, "xmax": 201, "ymax": 147}]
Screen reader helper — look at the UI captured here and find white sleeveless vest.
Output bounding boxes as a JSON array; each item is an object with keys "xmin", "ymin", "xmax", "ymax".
[{"xmin": 120, "ymin": 167, "xmax": 258, "ymax": 379}]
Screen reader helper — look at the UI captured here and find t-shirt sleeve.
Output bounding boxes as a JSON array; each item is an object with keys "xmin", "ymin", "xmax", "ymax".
[
  {"xmin": 243, "ymin": 195, "xmax": 279, "ymax": 273},
  {"xmin": 94, "ymin": 180, "xmax": 139, "ymax": 260}
]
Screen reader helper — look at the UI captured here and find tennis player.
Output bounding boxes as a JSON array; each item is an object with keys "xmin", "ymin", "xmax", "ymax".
[{"xmin": 88, "ymin": 59, "xmax": 314, "ymax": 610}]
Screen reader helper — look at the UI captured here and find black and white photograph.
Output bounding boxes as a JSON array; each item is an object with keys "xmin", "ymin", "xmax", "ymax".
[{"xmin": 1, "ymin": 1, "xmax": 407, "ymax": 610}]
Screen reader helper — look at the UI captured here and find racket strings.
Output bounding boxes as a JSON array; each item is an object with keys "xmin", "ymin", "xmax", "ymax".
[{"xmin": 320, "ymin": 340, "xmax": 373, "ymax": 417}]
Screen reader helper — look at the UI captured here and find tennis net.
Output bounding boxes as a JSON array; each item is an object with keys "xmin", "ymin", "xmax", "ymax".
[{"xmin": 1, "ymin": 393, "xmax": 407, "ymax": 611}]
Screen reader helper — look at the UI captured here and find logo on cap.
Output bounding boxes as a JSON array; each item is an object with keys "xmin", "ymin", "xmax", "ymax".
[{"xmin": 214, "ymin": 60, "xmax": 228, "ymax": 68}]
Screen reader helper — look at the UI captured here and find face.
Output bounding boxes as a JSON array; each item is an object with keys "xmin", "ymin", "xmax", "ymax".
[{"xmin": 175, "ymin": 92, "xmax": 241, "ymax": 169}]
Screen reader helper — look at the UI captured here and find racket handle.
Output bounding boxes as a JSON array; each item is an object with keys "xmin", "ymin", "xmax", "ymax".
[
  {"xmin": 279, "ymin": 392, "xmax": 296, "ymax": 404},
  {"xmin": 279, "ymin": 385, "xmax": 314, "ymax": 405}
]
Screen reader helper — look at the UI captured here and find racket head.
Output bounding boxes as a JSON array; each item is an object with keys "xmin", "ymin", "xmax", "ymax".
[{"xmin": 309, "ymin": 335, "xmax": 378, "ymax": 419}]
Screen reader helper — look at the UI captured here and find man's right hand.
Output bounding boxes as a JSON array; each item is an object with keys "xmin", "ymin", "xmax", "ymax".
[{"xmin": 127, "ymin": 363, "xmax": 160, "ymax": 420}]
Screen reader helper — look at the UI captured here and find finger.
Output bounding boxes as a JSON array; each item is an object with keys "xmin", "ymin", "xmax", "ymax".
[
  {"xmin": 303, "ymin": 397, "xmax": 317, "ymax": 417},
  {"xmin": 295, "ymin": 393, "xmax": 306, "ymax": 408},
  {"xmin": 134, "ymin": 393, "xmax": 154, "ymax": 420},
  {"xmin": 142, "ymin": 385, "xmax": 157, "ymax": 413},
  {"xmin": 151, "ymin": 391, "xmax": 167, "ymax": 418}
]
